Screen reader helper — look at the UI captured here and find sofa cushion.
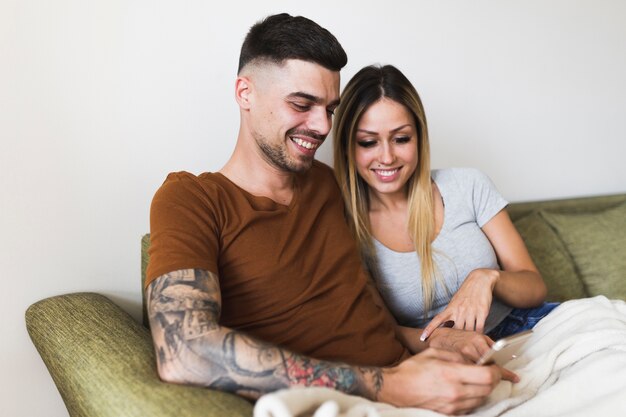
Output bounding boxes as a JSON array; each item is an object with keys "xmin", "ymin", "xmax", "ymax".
[
  {"xmin": 540, "ymin": 203, "xmax": 626, "ymax": 300},
  {"xmin": 514, "ymin": 211, "xmax": 587, "ymax": 301}
]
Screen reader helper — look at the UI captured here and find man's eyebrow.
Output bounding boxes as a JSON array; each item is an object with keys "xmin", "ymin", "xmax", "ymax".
[{"xmin": 287, "ymin": 92, "xmax": 340, "ymax": 108}]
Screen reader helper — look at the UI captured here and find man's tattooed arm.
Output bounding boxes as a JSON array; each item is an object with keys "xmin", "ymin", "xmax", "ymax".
[{"xmin": 146, "ymin": 269, "xmax": 384, "ymax": 400}]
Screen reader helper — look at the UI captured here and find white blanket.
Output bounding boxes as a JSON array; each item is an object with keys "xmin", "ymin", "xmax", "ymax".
[{"xmin": 254, "ymin": 296, "xmax": 626, "ymax": 417}]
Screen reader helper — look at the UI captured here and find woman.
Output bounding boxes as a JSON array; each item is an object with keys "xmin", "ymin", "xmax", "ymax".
[{"xmin": 333, "ymin": 64, "xmax": 558, "ymax": 348}]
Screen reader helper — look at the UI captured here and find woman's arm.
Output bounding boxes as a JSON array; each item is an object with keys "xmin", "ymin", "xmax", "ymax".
[
  {"xmin": 420, "ymin": 209, "xmax": 547, "ymax": 338},
  {"xmin": 366, "ymin": 274, "xmax": 494, "ymax": 361},
  {"xmin": 481, "ymin": 209, "xmax": 547, "ymax": 307}
]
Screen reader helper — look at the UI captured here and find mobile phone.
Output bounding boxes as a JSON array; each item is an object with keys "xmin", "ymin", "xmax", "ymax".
[{"xmin": 476, "ymin": 329, "xmax": 534, "ymax": 366}]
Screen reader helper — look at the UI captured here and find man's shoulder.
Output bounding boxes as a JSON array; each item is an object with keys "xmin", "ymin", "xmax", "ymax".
[
  {"xmin": 160, "ymin": 170, "xmax": 231, "ymax": 190},
  {"xmin": 153, "ymin": 171, "xmax": 230, "ymax": 206},
  {"xmin": 160, "ymin": 170, "xmax": 222, "ymax": 186}
]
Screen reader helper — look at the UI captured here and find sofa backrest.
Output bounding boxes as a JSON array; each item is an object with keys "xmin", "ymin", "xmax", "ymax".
[
  {"xmin": 509, "ymin": 193, "xmax": 626, "ymax": 302},
  {"xmin": 508, "ymin": 193, "xmax": 626, "ymax": 221}
]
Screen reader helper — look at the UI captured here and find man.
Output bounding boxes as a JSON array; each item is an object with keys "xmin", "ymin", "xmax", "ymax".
[{"xmin": 145, "ymin": 13, "xmax": 515, "ymax": 415}]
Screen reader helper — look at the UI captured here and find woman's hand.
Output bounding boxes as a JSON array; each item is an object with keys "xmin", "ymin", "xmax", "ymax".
[{"xmin": 420, "ymin": 269, "xmax": 499, "ymax": 341}]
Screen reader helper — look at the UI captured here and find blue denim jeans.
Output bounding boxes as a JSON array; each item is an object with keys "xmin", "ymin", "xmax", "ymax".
[{"xmin": 487, "ymin": 302, "xmax": 560, "ymax": 340}]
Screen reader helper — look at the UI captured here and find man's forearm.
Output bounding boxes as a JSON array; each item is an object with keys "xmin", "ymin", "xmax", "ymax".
[
  {"xmin": 396, "ymin": 325, "xmax": 429, "ymax": 354},
  {"xmin": 165, "ymin": 325, "xmax": 384, "ymax": 399},
  {"xmin": 147, "ymin": 269, "xmax": 384, "ymax": 399}
]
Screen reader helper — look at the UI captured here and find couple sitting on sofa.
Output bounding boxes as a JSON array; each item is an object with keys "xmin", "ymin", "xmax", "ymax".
[{"xmin": 144, "ymin": 13, "xmax": 556, "ymax": 415}]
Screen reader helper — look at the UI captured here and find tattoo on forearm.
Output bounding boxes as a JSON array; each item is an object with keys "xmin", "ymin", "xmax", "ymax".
[
  {"xmin": 283, "ymin": 356, "xmax": 356, "ymax": 387},
  {"xmin": 361, "ymin": 366, "xmax": 384, "ymax": 396},
  {"xmin": 147, "ymin": 268, "xmax": 384, "ymax": 399},
  {"xmin": 222, "ymin": 332, "xmax": 283, "ymax": 378}
]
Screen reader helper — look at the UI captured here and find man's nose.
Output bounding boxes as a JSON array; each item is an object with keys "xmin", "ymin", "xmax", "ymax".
[{"xmin": 309, "ymin": 107, "xmax": 332, "ymax": 136}]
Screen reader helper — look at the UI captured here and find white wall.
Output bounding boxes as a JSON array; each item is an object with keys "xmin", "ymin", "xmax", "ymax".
[{"xmin": 2, "ymin": 1, "xmax": 625, "ymax": 415}]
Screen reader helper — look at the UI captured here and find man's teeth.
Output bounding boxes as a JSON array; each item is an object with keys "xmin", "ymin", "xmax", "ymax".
[
  {"xmin": 376, "ymin": 169, "xmax": 398, "ymax": 177},
  {"xmin": 292, "ymin": 137, "xmax": 319, "ymax": 150}
]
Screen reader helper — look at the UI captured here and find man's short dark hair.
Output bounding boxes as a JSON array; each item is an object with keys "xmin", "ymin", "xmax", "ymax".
[{"xmin": 237, "ymin": 13, "xmax": 348, "ymax": 74}]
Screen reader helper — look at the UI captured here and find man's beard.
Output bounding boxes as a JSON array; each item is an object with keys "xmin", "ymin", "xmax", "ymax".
[{"xmin": 256, "ymin": 129, "xmax": 324, "ymax": 173}]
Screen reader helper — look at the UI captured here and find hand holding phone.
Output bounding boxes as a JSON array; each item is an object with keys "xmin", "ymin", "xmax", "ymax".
[{"xmin": 476, "ymin": 329, "xmax": 534, "ymax": 366}]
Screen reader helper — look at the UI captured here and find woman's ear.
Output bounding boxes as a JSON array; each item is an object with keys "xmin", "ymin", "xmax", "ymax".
[{"xmin": 235, "ymin": 76, "xmax": 252, "ymax": 109}]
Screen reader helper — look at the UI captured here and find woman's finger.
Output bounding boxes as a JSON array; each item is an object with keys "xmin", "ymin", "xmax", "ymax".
[
  {"xmin": 475, "ymin": 311, "xmax": 488, "ymax": 334},
  {"xmin": 420, "ymin": 313, "xmax": 453, "ymax": 341}
]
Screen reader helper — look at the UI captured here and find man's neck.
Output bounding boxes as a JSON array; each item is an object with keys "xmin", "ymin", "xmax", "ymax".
[{"xmin": 219, "ymin": 150, "xmax": 298, "ymax": 206}]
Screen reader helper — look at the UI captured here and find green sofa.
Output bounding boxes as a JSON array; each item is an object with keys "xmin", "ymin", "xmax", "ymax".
[{"xmin": 25, "ymin": 193, "xmax": 626, "ymax": 417}]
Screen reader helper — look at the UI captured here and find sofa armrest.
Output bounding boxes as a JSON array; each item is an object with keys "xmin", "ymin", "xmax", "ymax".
[{"xmin": 25, "ymin": 292, "xmax": 253, "ymax": 417}]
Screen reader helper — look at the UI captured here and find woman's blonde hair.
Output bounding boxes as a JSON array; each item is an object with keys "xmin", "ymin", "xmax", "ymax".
[{"xmin": 333, "ymin": 64, "xmax": 440, "ymax": 313}]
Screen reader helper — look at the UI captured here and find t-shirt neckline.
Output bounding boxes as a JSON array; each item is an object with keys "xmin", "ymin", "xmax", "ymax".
[{"xmin": 213, "ymin": 171, "xmax": 300, "ymax": 210}]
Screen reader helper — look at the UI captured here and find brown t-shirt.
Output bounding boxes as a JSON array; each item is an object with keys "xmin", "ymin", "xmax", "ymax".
[{"xmin": 146, "ymin": 161, "xmax": 408, "ymax": 367}]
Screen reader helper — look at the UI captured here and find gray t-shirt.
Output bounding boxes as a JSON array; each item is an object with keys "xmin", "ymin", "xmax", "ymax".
[{"xmin": 371, "ymin": 168, "xmax": 512, "ymax": 333}]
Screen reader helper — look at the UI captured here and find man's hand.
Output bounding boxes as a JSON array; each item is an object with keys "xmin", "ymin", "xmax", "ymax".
[
  {"xmin": 398, "ymin": 325, "xmax": 494, "ymax": 363},
  {"xmin": 379, "ymin": 348, "xmax": 512, "ymax": 415},
  {"xmin": 427, "ymin": 327, "xmax": 494, "ymax": 363}
]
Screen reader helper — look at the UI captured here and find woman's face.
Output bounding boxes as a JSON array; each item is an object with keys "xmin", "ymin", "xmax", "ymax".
[{"xmin": 354, "ymin": 98, "xmax": 419, "ymax": 199}]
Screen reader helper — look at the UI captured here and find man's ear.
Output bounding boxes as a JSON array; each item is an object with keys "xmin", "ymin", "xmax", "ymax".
[{"xmin": 235, "ymin": 76, "xmax": 252, "ymax": 109}]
